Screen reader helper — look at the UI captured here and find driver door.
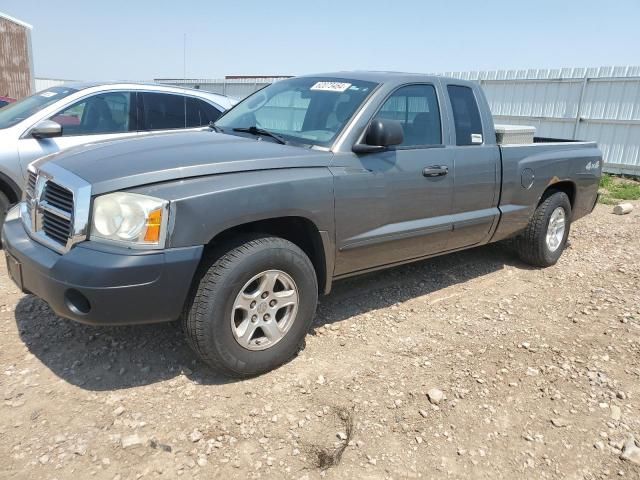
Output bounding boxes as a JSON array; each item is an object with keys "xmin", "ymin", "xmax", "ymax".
[{"xmin": 332, "ymin": 84, "xmax": 455, "ymax": 275}]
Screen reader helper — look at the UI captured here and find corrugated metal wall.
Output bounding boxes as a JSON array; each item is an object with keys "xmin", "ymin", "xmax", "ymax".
[
  {"xmin": 154, "ymin": 77, "xmax": 289, "ymax": 101},
  {"xmin": 0, "ymin": 14, "xmax": 33, "ymax": 99},
  {"xmin": 34, "ymin": 77, "xmax": 73, "ymax": 91},
  {"xmin": 446, "ymin": 67, "xmax": 640, "ymax": 175}
]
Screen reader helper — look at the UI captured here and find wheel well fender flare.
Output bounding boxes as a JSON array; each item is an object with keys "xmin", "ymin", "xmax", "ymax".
[{"xmin": 204, "ymin": 215, "xmax": 334, "ymax": 295}]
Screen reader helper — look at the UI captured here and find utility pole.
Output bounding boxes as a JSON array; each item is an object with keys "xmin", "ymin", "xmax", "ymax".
[{"xmin": 183, "ymin": 33, "xmax": 186, "ymax": 81}]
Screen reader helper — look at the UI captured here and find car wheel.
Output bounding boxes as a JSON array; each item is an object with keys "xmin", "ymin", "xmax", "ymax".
[
  {"xmin": 515, "ymin": 190, "xmax": 572, "ymax": 267},
  {"xmin": 183, "ymin": 235, "xmax": 318, "ymax": 377}
]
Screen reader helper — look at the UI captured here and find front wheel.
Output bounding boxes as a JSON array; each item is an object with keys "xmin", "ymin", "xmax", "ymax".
[
  {"xmin": 514, "ymin": 191, "xmax": 572, "ymax": 267},
  {"xmin": 183, "ymin": 235, "xmax": 318, "ymax": 377}
]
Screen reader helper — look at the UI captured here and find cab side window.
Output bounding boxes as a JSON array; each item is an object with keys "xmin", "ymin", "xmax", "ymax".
[
  {"xmin": 373, "ymin": 84, "xmax": 441, "ymax": 147},
  {"xmin": 141, "ymin": 93, "xmax": 186, "ymax": 130},
  {"xmin": 51, "ymin": 92, "xmax": 133, "ymax": 136},
  {"xmin": 447, "ymin": 85, "xmax": 483, "ymax": 146}
]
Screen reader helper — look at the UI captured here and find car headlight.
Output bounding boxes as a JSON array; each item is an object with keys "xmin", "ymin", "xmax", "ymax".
[{"xmin": 90, "ymin": 192, "xmax": 169, "ymax": 248}]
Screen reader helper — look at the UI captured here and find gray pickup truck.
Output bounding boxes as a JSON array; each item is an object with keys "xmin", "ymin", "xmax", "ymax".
[{"xmin": 2, "ymin": 72, "xmax": 601, "ymax": 377}]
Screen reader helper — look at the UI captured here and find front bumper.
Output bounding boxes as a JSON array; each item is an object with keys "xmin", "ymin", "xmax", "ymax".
[{"xmin": 2, "ymin": 217, "xmax": 203, "ymax": 325}]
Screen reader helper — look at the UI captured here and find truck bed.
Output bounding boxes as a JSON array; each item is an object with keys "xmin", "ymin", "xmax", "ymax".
[{"xmin": 491, "ymin": 139, "xmax": 601, "ymax": 242}]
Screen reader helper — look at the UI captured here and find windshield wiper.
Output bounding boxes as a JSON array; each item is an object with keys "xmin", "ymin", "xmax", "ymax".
[{"xmin": 232, "ymin": 126, "xmax": 287, "ymax": 145}]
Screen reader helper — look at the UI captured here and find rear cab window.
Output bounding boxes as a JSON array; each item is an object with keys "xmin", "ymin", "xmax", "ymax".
[{"xmin": 447, "ymin": 85, "xmax": 483, "ymax": 146}]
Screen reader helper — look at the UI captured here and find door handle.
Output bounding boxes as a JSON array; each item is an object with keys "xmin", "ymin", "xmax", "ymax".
[{"xmin": 422, "ymin": 165, "xmax": 449, "ymax": 177}]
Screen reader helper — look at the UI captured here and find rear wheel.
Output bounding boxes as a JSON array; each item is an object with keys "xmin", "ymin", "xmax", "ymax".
[
  {"xmin": 183, "ymin": 235, "xmax": 318, "ymax": 377},
  {"xmin": 514, "ymin": 191, "xmax": 572, "ymax": 267}
]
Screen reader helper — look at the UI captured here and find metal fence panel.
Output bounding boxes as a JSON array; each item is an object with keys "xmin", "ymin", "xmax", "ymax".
[
  {"xmin": 34, "ymin": 78, "xmax": 73, "ymax": 92},
  {"xmin": 446, "ymin": 66, "xmax": 640, "ymax": 175},
  {"xmin": 153, "ymin": 78, "xmax": 285, "ymax": 100}
]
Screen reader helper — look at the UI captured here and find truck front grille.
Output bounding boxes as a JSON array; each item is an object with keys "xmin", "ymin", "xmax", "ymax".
[
  {"xmin": 22, "ymin": 165, "xmax": 90, "ymax": 253},
  {"xmin": 43, "ymin": 181, "xmax": 74, "ymax": 214},
  {"xmin": 39, "ymin": 181, "xmax": 74, "ymax": 246},
  {"xmin": 42, "ymin": 211, "xmax": 72, "ymax": 245}
]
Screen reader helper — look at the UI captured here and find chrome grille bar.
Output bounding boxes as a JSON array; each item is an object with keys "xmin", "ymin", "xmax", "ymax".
[{"xmin": 21, "ymin": 164, "xmax": 92, "ymax": 254}]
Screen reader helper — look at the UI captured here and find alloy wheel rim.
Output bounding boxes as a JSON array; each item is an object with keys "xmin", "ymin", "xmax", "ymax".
[
  {"xmin": 230, "ymin": 270, "xmax": 299, "ymax": 351},
  {"xmin": 546, "ymin": 207, "xmax": 566, "ymax": 252}
]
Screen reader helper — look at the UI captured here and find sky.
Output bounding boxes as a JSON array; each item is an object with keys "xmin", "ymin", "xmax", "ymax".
[{"xmin": 2, "ymin": 0, "xmax": 640, "ymax": 81}]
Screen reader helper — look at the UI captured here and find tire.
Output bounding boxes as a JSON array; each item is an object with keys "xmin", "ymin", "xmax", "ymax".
[
  {"xmin": 0, "ymin": 191, "xmax": 10, "ymax": 248},
  {"xmin": 183, "ymin": 235, "xmax": 318, "ymax": 378},
  {"xmin": 515, "ymin": 191, "xmax": 572, "ymax": 267}
]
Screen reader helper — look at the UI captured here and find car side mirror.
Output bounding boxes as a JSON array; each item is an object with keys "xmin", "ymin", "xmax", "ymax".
[
  {"xmin": 352, "ymin": 119, "xmax": 404, "ymax": 153},
  {"xmin": 31, "ymin": 120, "xmax": 62, "ymax": 139}
]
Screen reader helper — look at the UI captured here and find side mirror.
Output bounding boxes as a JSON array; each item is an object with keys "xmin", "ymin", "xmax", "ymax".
[
  {"xmin": 31, "ymin": 120, "xmax": 62, "ymax": 139},
  {"xmin": 353, "ymin": 119, "xmax": 404, "ymax": 153}
]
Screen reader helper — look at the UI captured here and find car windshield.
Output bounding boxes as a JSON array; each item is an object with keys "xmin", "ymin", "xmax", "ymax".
[
  {"xmin": 0, "ymin": 87, "xmax": 78, "ymax": 130},
  {"xmin": 215, "ymin": 77, "xmax": 378, "ymax": 147}
]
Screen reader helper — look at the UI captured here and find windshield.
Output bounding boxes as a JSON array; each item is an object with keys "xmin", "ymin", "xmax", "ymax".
[
  {"xmin": 215, "ymin": 77, "xmax": 378, "ymax": 147},
  {"xmin": 0, "ymin": 87, "xmax": 78, "ymax": 130}
]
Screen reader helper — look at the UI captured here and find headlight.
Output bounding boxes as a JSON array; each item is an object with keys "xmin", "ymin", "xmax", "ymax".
[{"xmin": 90, "ymin": 192, "xmax": 169, "ymax": 248}]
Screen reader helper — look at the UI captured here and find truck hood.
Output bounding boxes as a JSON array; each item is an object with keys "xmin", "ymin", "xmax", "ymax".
[{"xmin": 35, "ymin": 130, "xmax": 333, "ymax": 195}]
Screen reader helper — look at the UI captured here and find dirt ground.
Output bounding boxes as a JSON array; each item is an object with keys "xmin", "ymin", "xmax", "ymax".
[{"xmin": 1, "ymin": 201, "xmax": 639, "ymax": 480}]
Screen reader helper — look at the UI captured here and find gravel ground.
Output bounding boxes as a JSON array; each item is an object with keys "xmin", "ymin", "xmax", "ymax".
[{"xmin": 1, "ymin": 201, "xmax": 639, "ymax": 480}]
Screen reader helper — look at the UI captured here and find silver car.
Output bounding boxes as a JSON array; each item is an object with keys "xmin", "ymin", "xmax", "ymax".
[{"xmin": 0, "ymin": 82, "xmax": 236, "ymax": 223}]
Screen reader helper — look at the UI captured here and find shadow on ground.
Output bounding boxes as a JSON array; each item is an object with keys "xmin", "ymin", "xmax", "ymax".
[{"xmin": 15, "ymin": 242, "xmax": 526, "ymax": 391}]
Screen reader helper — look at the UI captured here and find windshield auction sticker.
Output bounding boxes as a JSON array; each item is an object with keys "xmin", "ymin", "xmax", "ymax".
[{"xmin": 310, "ymin": 82, "xmax": 352, "ymax": 93}]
